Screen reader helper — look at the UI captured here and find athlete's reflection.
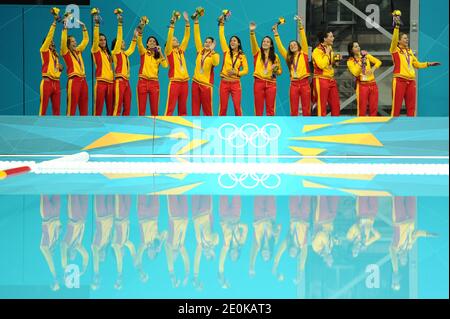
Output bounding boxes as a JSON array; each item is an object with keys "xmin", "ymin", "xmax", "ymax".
[
  {"xmin": 218, "ymin": 196, "xmax": 248, "ymax": 288},
  {"xmin": 111, "ymin": 195, "xmax": 136, "ymax": 290},
  {"xmin": 346, "ymin": 197, "xmax": 381, "ymax": 257},
  {"xmin": 312, "ymin": 196, "xmax": 340, "ymax": 267},
  {"xmin": 39, "ymin": 195, "xmax": 62, "ymax": 291},
  {"xmin": 390, "ymin": 196, "xmax": 437, "ymax": 291},
  {"xmin": 91, "ymin": 195, "xmax": 115, "ymax": 290},
  {"xmin": 61, "ymin": 195, "xmax": 89, "ymax": 277},
  {"xmin": 192, "ymin": 195, "xmax": 219, "ymax": 290},
  {"xmin": 249, "ymin": 196, "xmax": 281, "ymax": 277},
  {"xmin": 136, "ymin": 195, "xmax": 167, "ymax": 283},
  {"xmin": 272, "ymin": 196, "xmax": 311, "ymax": 285},
  {"xmin": 165, "ymin": 195, "xmax": 190, "ymax": 288}
]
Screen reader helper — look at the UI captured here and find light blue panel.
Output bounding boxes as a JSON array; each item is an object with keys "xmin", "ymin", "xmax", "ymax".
[{"xmin": 418, "ymin": 0, "xmax": 449, "ymax": 116}]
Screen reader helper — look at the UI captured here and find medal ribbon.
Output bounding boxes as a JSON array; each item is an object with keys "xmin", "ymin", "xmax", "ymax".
[
  {"xmin": 200, "ymin": 49, "xmax": 212, "ymax": 70},
  {"xmin": 293, "ymin": 52, "xmax": 301, "ymax": 75}
]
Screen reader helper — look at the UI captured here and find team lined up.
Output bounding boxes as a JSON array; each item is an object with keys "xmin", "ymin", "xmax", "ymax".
[
  {"xmin": 40, "ymin": 195, "xmax": 433, "ymax": 291},
  {"xmin": 39, "ymin": 9, "xmax": 440, "ymax": 117}
]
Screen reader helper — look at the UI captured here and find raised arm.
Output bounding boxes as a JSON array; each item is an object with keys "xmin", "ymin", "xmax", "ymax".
[
  {"xmin": 193, "ymin": 20, "xmax": 202, "ymax": 52},
  {"xmin": 273, "ymin": 25, "xmax": 287, "ymax": 60},
  {"xmin": 249, "ymin": 22, "xmax": 259, "ymax": 56},
  {"xmin": 61, "ymin": 26, "xmax": 68, "ymax": 55},
  {"xmin": 112, "ymin": 22, "xmax": 123, "ymax": 54},
  {"xmin": 137, "ymin": 33, "xmax": 146, "ymax": 55},
  {"xmin": 124, "ymin": 32, "xmax": 137, "ymax": 56},
  {"xmin": 91, "ymin": 23, "xmax": 100, "ymax": 53},
  {"xmin": 41, "ymin": 21, "xmax": 57, "ymax": 52},
  {"xmin": 250, "ymin": 32, "xmax": 259, "ymax": 56},
  {"xmin": 212, "ymin": 51, "xmax": 220, "ymax": 66},
  {"xmin": 219, "ymin": 23, "xmax": 229, "ymax": 53},
  {"xmin": 390, "ymin": 26, "xmax": 399, "ymax": 53},
  {"xmin": 76, "ymin": 22, "xmax": 89, "ymax": 52},
  {"xmin": 299, "ymin": 26, "xmax": 308, "ymax": 54},
  {"xmin": 165, "ymin": 24, "xmax": 175, "ymax": 56},
  {"xmin": 275, "ymin": 55, "xmax": 282, "ymax": 75},
  {"xmin": 180, "ymin": 13, "xmax": 191, "ymax": 52}
]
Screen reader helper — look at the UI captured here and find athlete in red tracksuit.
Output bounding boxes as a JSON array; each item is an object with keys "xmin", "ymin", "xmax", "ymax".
[
  {"xmin": 91, "ymin": 17, "xmax": 114, "ymax": 116},
  {"xmin": 112, "ymin": 14, "xmax": 137, "ymax": 116},
  {"xmin": 217, "ymin": 16, "xmax": 249, "ymax": 116},
  {"xmin": 249, "ymin": 22, "xmax": 282, "ymax": 116},
  {"xmin": 312, "ymin": 31, "xmax": 341, "ymax": 116},
  {"xmin": 40, "ymin": 14, "xmax": 63, "ymax": 115},
  {"xmin": 390, "ymin": 17, "xmax": 440, "ymax": 116},
  {"xmin": 61, "ymin": 18, "xmax": 89, "ymax": 116},
  {"xmin": 165, "ymin": 12, "xmax": 191, "ymax": 116},
  {"xmin": 347, "ymin": 41, "xmax": 382, "ymax": 116}
]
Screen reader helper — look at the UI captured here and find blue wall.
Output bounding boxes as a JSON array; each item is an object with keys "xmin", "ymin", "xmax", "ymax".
[
  {"xmin": 418, "ymin": 0, "xmax": 449, "ymax": 116},
  {"xmin": 0, "ymin": 1, "xmax": 448, "ymax": 116}
]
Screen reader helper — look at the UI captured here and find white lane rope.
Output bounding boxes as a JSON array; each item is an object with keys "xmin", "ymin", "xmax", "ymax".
[
  {"xmin": 0, "ymin": 161, "xmax": 448, "ymax": 175},
  {"xmin": 0, "ymin": 154, "xmax": 448, "ymax": 160}
]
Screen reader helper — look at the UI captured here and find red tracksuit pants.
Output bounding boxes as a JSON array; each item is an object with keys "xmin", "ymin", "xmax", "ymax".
[
  {"xmin": 356, "ymin": 81, "xmax": 379, "ymax": 116},
  {"xmin": 113, "ymin": 78, "xmax": 131, "ymax": 116},
  {"xmin": 165, "ymin": 80, "xmax": 188, "ymax": 116},
  {"xmin": 192, "ymin": 81, "xmax": 213, "ymax": 116},
  {"xmin": 391, "ymin": 77, "xmax": 416, "ymax": 117},
  {"xmin": 254, "ymin": 78, "xmax": 277, "ymax": 116},
  {"xmin": 290, "ymin": 78, "xmax": 311, "ymax": 116},
  {"xmin": 39, "ymin": 78, "xmax": 60, "ymax": 115},
  {"xmin": 219, "ymin": 79, "xmax": 242, "ymax": 116},
  {"xmin": 313, "ymin": 77, "xmax": 340, "ymax": 116},
  {"xmin": 137, "ymin": 78, "xmax": 160, "ymax": 116},
  {"xmin": 66, "ymin": 76, "xmax": 88, "ymax": 116},
  {"xmin": 94, "ymin": 80, "xmax": 114, "ymax": 116}
]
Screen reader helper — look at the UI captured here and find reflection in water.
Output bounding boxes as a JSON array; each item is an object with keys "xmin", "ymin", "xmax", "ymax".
[
  {"xmin": 61, "ymin": 195, "xmax": 89, "ymax": 281},
  {"xmin": 34, "ymin": 195, "xmax": 445, "ymax": 298},
  {"xmin": 390, "ymin": 196, "xmax": 437, "ymax": 291},
  {"xmin": 39, "ymin": 195, "xmax": 62, "ymax": 291},
  {"xmin": 218, "ymin": 196, "xmax": 248, "ymax": 289}
]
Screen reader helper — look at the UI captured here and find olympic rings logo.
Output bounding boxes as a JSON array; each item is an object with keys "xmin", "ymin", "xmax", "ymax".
[
  {"xmin": 218, "ymin": 173, "xmax": 281, "ymax": 189},
  {"xmin": 217, "ymin": 123, "xmax": 281, "ymax": 148}
]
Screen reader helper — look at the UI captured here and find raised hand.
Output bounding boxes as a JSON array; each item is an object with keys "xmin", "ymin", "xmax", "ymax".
[
  {"xmin": 117, "ymin": 14, "xmax": 123, "ymax": 24},
  {"xmin": 183, "ymin": 11, "xmax": 189, "ymax": 23},
  {"xmin": 249, "ymin": 21, "xmax": 256, "ymax": 31},
  {"xmin": 272, "ymin": 24, "xmax": 278, "ymax": 35}
]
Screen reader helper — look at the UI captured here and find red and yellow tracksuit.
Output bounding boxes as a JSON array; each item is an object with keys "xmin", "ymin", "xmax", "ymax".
[
  {"xmin": 191, "ymin": 21, "xmax": 220, "ymax": 116},
  {"xmin": 250, "ymin": 32, "xmax": 282, "ymax": 116},
  {"xmin": 40, "ymin": 22, "xmax": 61, "ymax": 116},
  {"xmin": 92, "ymin": 24, "xmax": 114, "ymax": 116},
  {"xmin": 112, "ymin": 23, "xmax": 136, "ymax": 116},
  {"xmin": 218, "ymin": 24, "xmax": 249, "ymax": 116},
  {"xmin": 274, "ymin": 26, "xmax": 311, "ymax": 116},
  {"xmin": 347, "ymin": 53, "xmax": 382, "ymax": 116},
  {"xmin": 165, "ymin": 23, "xmax": 190, "ymax": 116},
  {"xmin": 312, "ymin": 44, "xmax": 340, "ymax": 116},
  {"xmin": 61, "ymin": 26, "xmax": 89, "ymax": 116},
  {"xmin": 390, "ymin": 27, "xmax": 429, "ymax": 117},
  {"xmin": 137, "ymin": 34, "xmax": 168, "ymax": 116}
]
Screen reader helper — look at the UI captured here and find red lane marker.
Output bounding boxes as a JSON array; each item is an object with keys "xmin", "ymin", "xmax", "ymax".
[{"xmin": 0, "ymin": 166, "xmax": 31, "ymax": 179}]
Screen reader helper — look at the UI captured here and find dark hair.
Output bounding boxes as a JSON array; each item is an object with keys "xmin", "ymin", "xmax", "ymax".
[
  {"xmin": 146, "ymin": 36, "xmax": 160, "ymax": 59},
  {"xmin": 286, "ymin": 40, "xmax": 301, "ymax": 69},
  {"xmin": 111, "ymin": 38, "xmax": 118, "ymax": 51},
  {"xmin": 347, "ymin": 41, "xmax": 358, "ymax": 58},
  {"xmin": 317, "ymin": 30, "xmax": 333, "ymax": 44},
  {"xmin": 206, "ymin": 36, "xmax": 215, "ymax": 42},
  {"xmin": 228, "ymin": 35, "xmax": 243, "ymax": 60},
  {"xmin": 99, "ymin": 33, "xmax": 111, "ymax": 57},
  {"xmin": 260, "ymin": 36, "xmax": 276, "ymax": 64}
]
